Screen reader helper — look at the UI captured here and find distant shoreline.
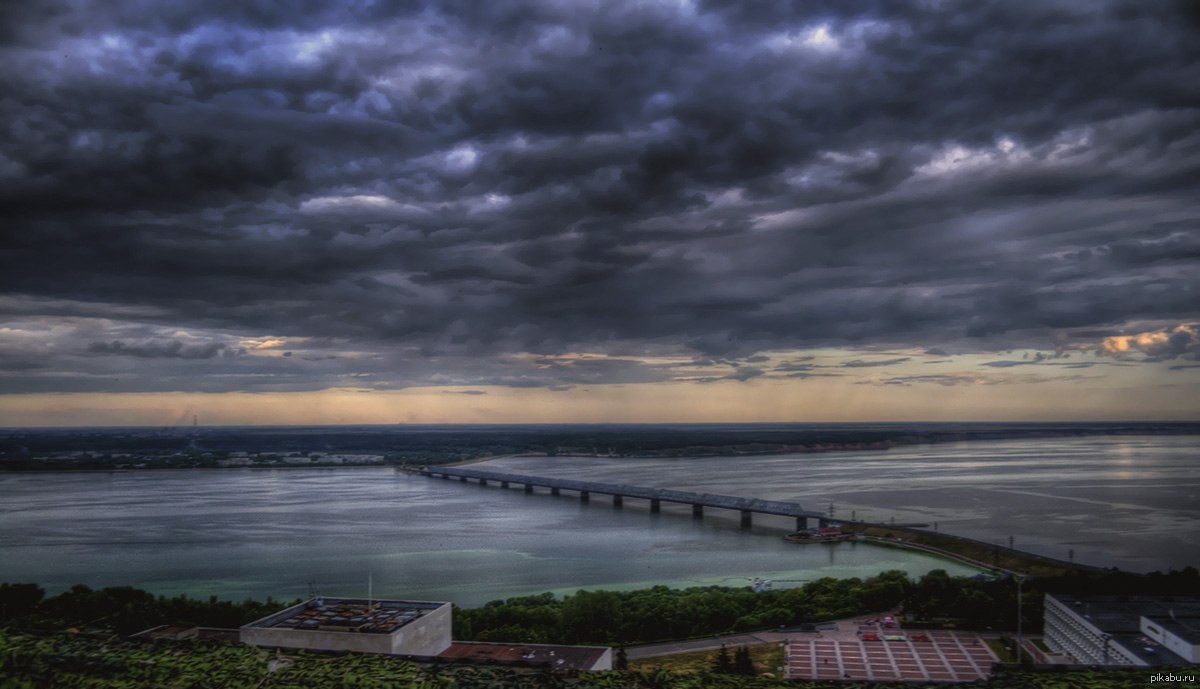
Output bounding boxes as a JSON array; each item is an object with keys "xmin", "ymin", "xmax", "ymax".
[{"xmin": 3, "ymin": 424, "xmax": 1198, "ymax": 472}]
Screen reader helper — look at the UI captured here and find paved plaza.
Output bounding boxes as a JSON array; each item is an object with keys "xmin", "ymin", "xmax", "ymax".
[{"xmin": 786, "ymin": 618, "xmax": 998, "ymax": 682}]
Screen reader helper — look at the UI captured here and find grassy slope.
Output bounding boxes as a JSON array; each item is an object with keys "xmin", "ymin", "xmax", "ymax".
[
  {"xmin": 0, "ymin": 630, "xmax": 1170, "ymax": 689},
  {"xmin": 629, "ymin": 643, "xmax": 785, "ymax": 675}
]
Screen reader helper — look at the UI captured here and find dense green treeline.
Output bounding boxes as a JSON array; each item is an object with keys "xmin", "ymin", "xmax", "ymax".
[
  {"xmin": 0, "ymin": 583, "xmax": 297, "ymax": 636},
  {"xmin": 451, "ymin": 570, "xmax": 1021, "ymax": 646},
  {"xmin": 455, "ymin": 566, "xmax": 1200, "ymax": 647},
  {"xmin": 6, "ymin": 567, "xmax": 1198, "ymax": 645}
]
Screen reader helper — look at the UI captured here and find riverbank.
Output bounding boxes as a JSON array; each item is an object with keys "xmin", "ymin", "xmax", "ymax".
[{"xmin": 839, "ymin": 523, "xmax": 1106, "ymax": 578}]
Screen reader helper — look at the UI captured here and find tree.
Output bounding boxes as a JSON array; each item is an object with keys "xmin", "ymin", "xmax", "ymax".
[
  {"xmin": 733, "ymin": 646, "xmax": 755, "ymax": 675},
  {"xmin": 615, "ymin": 646, "xmax": 628, "ymax": 671},
  {"xmin": 0, "ymin": 583, "xmax": 44, "ymax": 620},
  {"xmin": 560, "ymin": 590, "xmax": 620, "ymax": 643},
  {"xmin": 711, "ymin": 644, "xmax": 732, "ymax": 674}
]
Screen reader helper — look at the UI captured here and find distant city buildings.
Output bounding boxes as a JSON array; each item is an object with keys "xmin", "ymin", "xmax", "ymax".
[
  {"xmin": 216, "ymin": 453, "xmax": 385, "ymax": 467},
  {"xmin": 1043, "ymin": 594, "xmax": 1200, "ymax": 666}
]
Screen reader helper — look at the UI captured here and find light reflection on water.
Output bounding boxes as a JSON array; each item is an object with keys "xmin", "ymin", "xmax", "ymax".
[
  {"xmin": 482, "ymin": 435, "xmax": 1200, "ymax": 572},
  {"xmin": 1, "ymin": 435, "xmax": 1195, "ymax": 606},
  {"xmin": 0, "ymin": 466, "xmax": 980, "ymax": 606}
]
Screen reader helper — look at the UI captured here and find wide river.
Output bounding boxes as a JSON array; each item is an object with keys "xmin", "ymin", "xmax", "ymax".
[{"xmin": 0, "ymin": 435, "xmax": 1195, "ymax": 606}]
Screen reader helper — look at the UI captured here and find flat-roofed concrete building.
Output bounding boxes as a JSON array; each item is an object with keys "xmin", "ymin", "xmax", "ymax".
[
  {"xmin": 240, "ymin": 597, "xmax": 451, "ymax": 657},
  {"xmin": 1044, "ymin": 594, "xmax": 1200, "ymax": 666}
]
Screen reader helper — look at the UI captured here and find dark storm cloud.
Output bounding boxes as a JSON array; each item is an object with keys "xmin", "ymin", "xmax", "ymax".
[
  {"xmin": 727, "ymin": 366, "xmax": 766, "ymax": 382},
  {"xmin": 87, "ymin": 339, "xmax": 244, "ymax": 359},
  {"xmin": 980, "ymin": 350, "xmax": 1077, "ymax": 367},
  {"xmin": 2, "ymin": 0, "xmax": 1199, "ymax": 393},
  {"xmin": 0, "ymin": 361, "xmax": 45, "ymax": 372},
  {"xmin": 873, "ymin": 371, "xmax": 1086, "ymax": 388},
  {"xmin": 842, "ymin": 358, "xmax": 912, "ymax": 368}
]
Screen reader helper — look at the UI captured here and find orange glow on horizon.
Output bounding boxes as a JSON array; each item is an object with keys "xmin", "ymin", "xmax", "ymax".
[{"xmin": 1, "ymin": 375, "xmax": 1195, "ymax": 427}]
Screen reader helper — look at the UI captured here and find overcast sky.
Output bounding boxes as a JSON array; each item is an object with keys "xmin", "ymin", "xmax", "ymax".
[{"xmin": 2, "ymin": 0, "xmax": 1198, "ymax": 425}]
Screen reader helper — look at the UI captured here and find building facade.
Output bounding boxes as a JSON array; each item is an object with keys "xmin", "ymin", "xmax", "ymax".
[
  {"xmin": 241, "ymin": 598, "xmax": 452, "ymax": 657},
  {"xmin": 1044, "ymin": 594, "xmax": 1200, "ymax": 667}
]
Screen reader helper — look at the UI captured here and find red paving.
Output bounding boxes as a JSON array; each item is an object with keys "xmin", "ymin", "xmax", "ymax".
[{"xmin": 786, "ymin": 629, "xmax": 997, "ymax": 682}]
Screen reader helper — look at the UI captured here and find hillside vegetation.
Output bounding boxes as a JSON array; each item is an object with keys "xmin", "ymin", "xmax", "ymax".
[{"xmin": 0, "ymin": 630, "xmax": 1166, "ymax": 689}]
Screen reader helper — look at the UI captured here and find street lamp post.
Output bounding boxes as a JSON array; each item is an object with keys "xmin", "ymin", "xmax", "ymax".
[{"xmin": 1016, "ymin": 576, "xmax": 1024, "ymax": 664}]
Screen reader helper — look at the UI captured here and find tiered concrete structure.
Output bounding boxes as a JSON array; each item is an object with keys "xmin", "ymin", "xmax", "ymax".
[{"xmin": 1044, "ymin": 594, "xmax": 1200, "ymax": 666}]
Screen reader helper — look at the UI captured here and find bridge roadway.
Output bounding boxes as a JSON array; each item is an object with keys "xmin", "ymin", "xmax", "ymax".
[{"xmin": 419, "ymin": 466, "xmax": 829, "ymax": 530}]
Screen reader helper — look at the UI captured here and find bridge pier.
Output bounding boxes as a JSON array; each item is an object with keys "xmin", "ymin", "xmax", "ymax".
[{"xmin": 423, "ymin": 469, "xmax": 825, "ymax": 536}]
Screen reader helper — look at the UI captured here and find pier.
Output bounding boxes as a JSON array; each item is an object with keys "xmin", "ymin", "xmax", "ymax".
[{"xmin": 419, "ymin": 466, "xmax": 829, "ymax": 530}]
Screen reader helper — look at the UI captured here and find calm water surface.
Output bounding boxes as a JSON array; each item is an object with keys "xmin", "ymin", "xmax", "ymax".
[
  {"xmin": 2, "ymin": 435, "xmax": 1194, "ymax": 606},
  {"xmin": 483, "ymin": 434, "xmax": 1200, "ymax": 572},
  {"xmin": 0, "ymin": 467, "xmax": 977, "ymax": 606}
]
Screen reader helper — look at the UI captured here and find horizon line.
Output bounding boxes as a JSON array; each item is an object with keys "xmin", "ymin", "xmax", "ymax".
[{"xmin": 4, "ymin": 419, "xmax": 1200, "ymax": 431}]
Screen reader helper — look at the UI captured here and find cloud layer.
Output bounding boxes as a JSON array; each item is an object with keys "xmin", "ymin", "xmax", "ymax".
[{"xmin": 1, "ymin": 0, "xmax": 1198, "ymax": 407}]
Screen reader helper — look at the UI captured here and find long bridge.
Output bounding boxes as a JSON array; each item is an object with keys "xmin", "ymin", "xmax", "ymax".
[{"xmin": 418, "ymin": 465, "xmax": 830, "ymax": 530}]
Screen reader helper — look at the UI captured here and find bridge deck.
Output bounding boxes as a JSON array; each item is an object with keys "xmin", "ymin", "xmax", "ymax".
[{"xmin": 421, "ymin": 466, "xmax": 825, "ymax": 519}]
